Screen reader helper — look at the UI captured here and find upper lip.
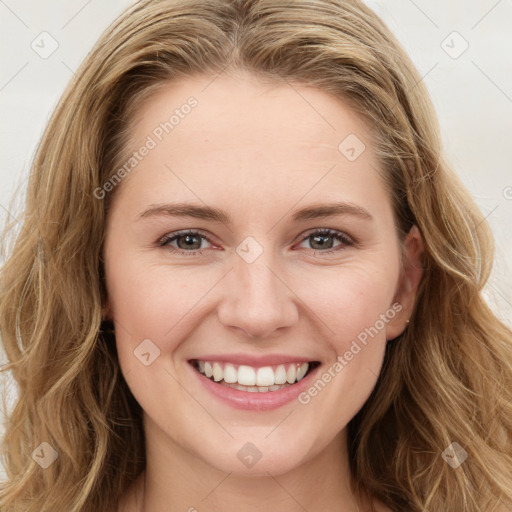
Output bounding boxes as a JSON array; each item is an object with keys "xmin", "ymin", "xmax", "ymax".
[{"xmin": 189, "ymin": 353, "xmax": 318, "ymax": 366}]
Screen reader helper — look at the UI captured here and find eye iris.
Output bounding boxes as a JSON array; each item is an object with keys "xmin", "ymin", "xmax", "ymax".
[
  {"xmin": 177, "ymin": 234, "xmax": 202, "ymax": 250},
  {"xmin": 311, "ymin": 233, "xmax": 333, "ymax": 250}
]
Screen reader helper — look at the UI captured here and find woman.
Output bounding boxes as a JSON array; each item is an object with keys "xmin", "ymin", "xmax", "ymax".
[{"xmin": 1, "ymin": 0, "xmax": 511, "ymax": 510}]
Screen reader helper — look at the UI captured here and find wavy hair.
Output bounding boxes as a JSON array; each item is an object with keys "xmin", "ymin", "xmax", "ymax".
[{"xmin": 1, "ymin": 0, "xmax": 511, "ymax": 510}]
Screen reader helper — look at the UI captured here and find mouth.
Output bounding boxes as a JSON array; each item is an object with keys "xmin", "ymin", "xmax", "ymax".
[{"xmin": 189, "ymin": 359, "xmax": 321, "ymax": 393}]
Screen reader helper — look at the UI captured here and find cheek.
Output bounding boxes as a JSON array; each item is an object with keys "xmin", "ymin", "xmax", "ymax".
[
  {"xmin": 293, "ymin": 263, "xmax": 399, "ymax": 421},
  {"xmin": 104, "ymin": 247, "xmax": 219, "ymax": 356},
  {"xmin": 103, "ymin": 250, "xmax": 207, "ymax": 411},
  {"xmin": 302, "ymin": 262, "xmax": 399, "ymax": 349},
  {"xmin": 105, "ymin": 246, "xmax": 219, "ymax": 382}
]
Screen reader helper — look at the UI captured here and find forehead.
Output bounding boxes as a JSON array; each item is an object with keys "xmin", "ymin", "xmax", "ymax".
[
  {"xmin": 112, "ymin": 72, "xmax": 391, "ymax": 222},
  {"xmin": 131, "ymin": 72, "xmax": 374, "ymax": 162}
]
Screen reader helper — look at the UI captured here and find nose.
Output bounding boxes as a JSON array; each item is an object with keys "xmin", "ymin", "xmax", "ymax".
[{"xmin": 217, "ymin": 253, "xmax": 299, "ymax": 339}]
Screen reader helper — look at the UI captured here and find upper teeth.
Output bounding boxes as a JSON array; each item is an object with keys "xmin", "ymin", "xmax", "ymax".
[{"xmin": 197, "ymin": 361, "xmax": 310, "ymax": 386}]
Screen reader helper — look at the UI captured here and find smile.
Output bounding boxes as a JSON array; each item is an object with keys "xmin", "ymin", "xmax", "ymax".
[
  {"xmin": 195, "ymin": 359, "xmax": 319, "ymax": 390},
  {"xmin": 189, "ymin": 358, "xmax": 321, "ymax": 410}
]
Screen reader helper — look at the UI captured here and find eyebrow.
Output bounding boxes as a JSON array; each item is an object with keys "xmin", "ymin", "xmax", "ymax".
[{"xmin": 137, "ymin": 201, "xmax": 373, "ymax": 224}]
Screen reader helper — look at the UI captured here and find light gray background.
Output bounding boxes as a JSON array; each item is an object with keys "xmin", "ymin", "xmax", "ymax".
[{"xmin": 0, "ymin": 0, "xmax": 511, "ymax": 477}]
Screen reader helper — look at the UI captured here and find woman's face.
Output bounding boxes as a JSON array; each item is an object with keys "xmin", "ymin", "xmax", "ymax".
[{"xmin": 103, "ymin": 72, "xmax": 422, "ymax": 477}]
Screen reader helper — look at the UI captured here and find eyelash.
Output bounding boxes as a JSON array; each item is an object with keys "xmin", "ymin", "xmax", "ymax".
[{"xmin": 158, "ymin": 228, "xmax": 355, "ymax": 257}]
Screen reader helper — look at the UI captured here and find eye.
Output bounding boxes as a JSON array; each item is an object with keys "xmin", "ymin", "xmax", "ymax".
[
  {"xmin": 157, "ymin": 228, "xmax": 354, "ymax": 257},
  {"xmin": 158, "ymin": 230, "xmax": 213, "ymax": 255},
  {"xmin": 296, "ymin": 228, "xmax": 354, "ymax": 253}
]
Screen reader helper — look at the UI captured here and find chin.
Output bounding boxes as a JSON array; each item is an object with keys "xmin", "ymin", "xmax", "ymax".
[{"xmin": 196, "ymin": 433, "xmax": 319, "ymax": 477}]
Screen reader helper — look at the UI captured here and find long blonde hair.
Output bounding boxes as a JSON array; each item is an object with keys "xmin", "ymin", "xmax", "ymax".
[{"xmin": 1, "ymin": 1, "xmax": 511, "ymax": 510}]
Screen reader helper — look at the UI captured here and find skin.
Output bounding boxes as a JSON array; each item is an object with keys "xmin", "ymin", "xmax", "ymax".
[{"xmin": 103, "ymin": 70, "xmax": 424, "ymax": 512}]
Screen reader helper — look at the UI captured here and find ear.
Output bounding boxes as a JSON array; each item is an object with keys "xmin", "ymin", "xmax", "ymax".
[{"xmin": 385, "ymin": 225, "xmax": 425, "ymax": 341}]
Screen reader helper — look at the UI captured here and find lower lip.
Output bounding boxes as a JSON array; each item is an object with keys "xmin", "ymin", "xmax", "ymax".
[{"xmin": 191, "ymin": 363, "xmax": 320, "ymax": 411}]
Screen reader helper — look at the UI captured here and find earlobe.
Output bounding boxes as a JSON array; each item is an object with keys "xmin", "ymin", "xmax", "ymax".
[{"xmin": 386, "ymin": 225, "xmax": 425, "ymax": 340}]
